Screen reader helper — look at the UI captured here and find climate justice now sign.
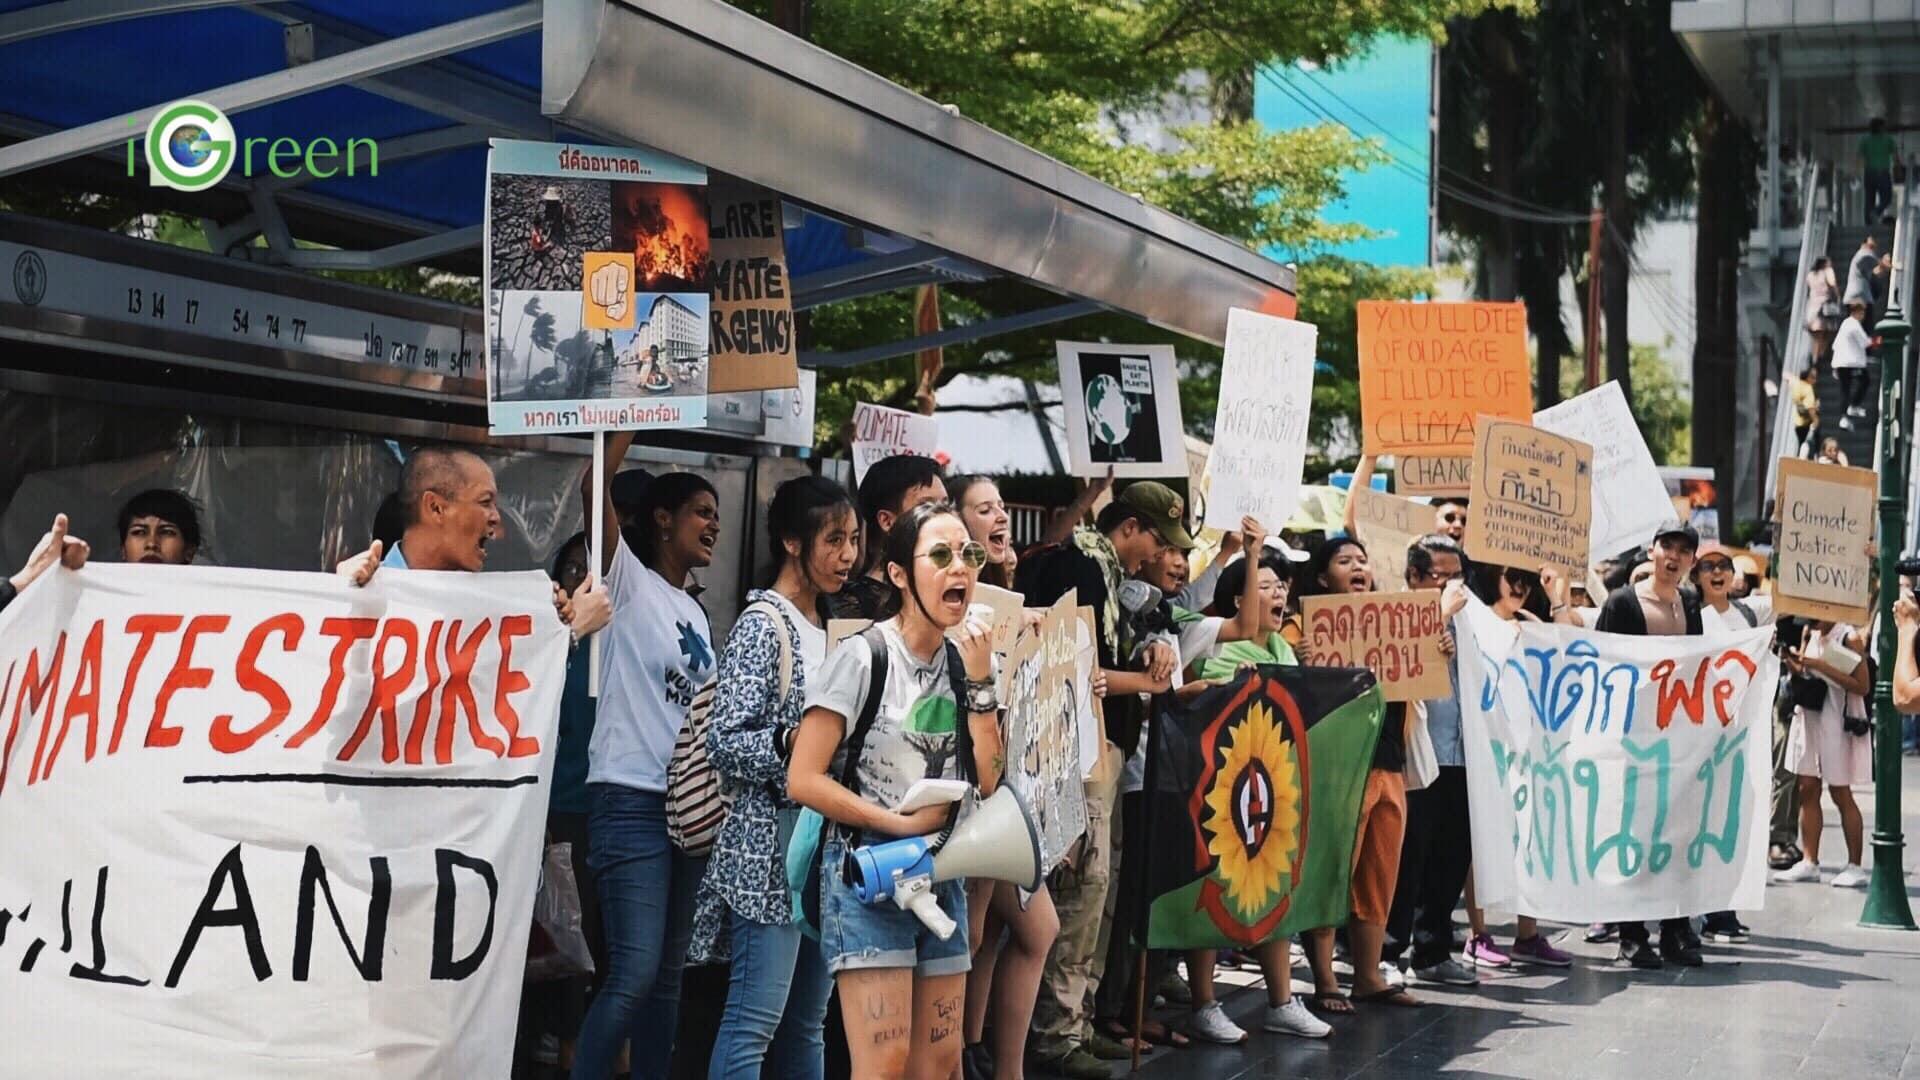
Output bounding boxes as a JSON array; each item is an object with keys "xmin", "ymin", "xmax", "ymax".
[{"xmin": 0, "ymin": 564, "xmax": 568, "ymax": 1077}]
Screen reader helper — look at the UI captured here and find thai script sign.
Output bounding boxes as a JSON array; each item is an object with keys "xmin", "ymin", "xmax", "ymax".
[
  {"xmin": 1299, "ymin": 592, "xmax": 1451, "ymax": 702},
  {"xmin": 1534, "ymin": 381, "xmax": 1672, "ymax": 564},
  {"xmin": 1465, "ymin": 418, "xmax": 1593, "ymax": 574},
  {"xmin": 1203, "ymin": 309, "xmax": 1317, "ymax": 530}
]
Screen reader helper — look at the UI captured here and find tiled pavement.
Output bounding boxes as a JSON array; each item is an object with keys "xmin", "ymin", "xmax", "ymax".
[{"xmin": 1127, "ymin": 759, "xmax": 1920, "ymax": 1080}]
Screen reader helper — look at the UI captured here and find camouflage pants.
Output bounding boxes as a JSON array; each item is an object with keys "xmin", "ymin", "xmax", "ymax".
[{"xmin": 1030, "ymin": 742, "xmax": 1123, "ymax": 1061}]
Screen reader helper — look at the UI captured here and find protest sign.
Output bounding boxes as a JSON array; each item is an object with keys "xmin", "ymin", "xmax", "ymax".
[
  {"xmin": 0, "ymin": 564, "xmax": 569, "ymax": 1077},
  {"xmin": 1076, "ymin": 606, "xmax": 1102, "ymax": 778},
  {"xmin": 485, "ymin": 139, "xmax": 711, "ymax": 434},
  {"xmin": 827, "ymin": 618, "xmax": 872, "ymax": 653},
  {"xmin": 1299, "ymin": 592, "xmax": 1451, "ymax": 702},
  {"xmin": 706, "ymin": 178, "xmax": 797, "ymax": 394},
  {"xmin": 850, "ymin": 401, "xmax": 940, "ymax": 484},
  {"xmin": 1357, "ymin": 300, "xmax": 1531, "ymax": 455},
  {"xmin": 1534, "ymin": 382, "xmax": 1672, "ymax": 563},
  {"xmin": 1202, "ymin": 309, "xmax": 1317, "ymax": 530},
  {"xmin": 1055, "ymin": 341, "xmax": 1187, "ymax": 478},
  {"xmin": 1774, "ymin": 458, "xmax": 1876, "ymax": 623},
  {"xmin": 1141, "ymin": 667, "xmax": 1383, "ymax": 948},
  {"xmin": 1465, "ymin": 417, "xmax": 1593, "ymax": 574},
  {"xmin": 1348, "ymin": 488, "xmax": 1428, "ymax": 589},
  {"xmin": 1455, "ymin": 597, "xmax": 1776, "ymax": 921},
  {"xmin": 1398, "ymin": 454, "xmax": 1471, "ymax": 497},
  {"xmin": 973, "ymin": 583, "xmax": 1028, "ymax": 654},
  {"xmin": 1003, "ymin": 593, "xmax": 1088, "ymax": 875}
]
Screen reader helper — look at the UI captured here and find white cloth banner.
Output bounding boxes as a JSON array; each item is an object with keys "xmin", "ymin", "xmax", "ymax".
[
  {"xmin": 1202, "ymin": 308, "xmax": 1318, "ymax": 531},
  {"xmin": 1455, "ymin": 598, "xmax": 1776, "ymax": 922},
  {"xmin": 0, "ymin": 564, "xmax": 569, "ymax": 1077},
  {"xmin": 1533, "ymin": 381, "xmax": 1674, "ymax": 562}
]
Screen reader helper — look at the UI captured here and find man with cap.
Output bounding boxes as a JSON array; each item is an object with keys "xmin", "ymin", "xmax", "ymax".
[
  {"xmin": 1595, "ymin": 522, "xmax": 1708, "ymax": 967},
  {"xmin": 1017, "ymin": 480, "xmax": 1188, "ymax": 1076}
]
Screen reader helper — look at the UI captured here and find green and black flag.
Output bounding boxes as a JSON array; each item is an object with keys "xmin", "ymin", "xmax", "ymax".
[{"xmin": 1139, "ymin": 665, "xmax": 1384, "ymax": 949}]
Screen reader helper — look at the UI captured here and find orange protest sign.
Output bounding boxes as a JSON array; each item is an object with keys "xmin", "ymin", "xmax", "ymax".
[{"xmin": 1357, "ymin": 301, "xmax": 1531, "ymax": 455}]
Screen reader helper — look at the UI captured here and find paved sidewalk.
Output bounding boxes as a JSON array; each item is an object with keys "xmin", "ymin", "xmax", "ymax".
[{"xmin": 1127, "ymin": 758, "xmax": 1920, "ymax": 1079}]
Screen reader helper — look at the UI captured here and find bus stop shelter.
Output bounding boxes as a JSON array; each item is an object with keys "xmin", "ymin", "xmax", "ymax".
[{"xmin": 0, "ymin": 0, "xmax": 1296, "ymax": 626}]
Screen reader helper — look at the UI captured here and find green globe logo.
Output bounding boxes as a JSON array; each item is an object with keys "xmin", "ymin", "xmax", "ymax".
[
  {"xmin": 1085, "ymin": 372, "xmax": 1139, "ymax": 447},
  {"xmin": 145, "ymin": 100, "xmax": 235, "ymax": 191}
]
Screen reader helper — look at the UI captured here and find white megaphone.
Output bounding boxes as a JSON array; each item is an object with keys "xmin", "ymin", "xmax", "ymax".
[{"xmin": 847, "ymin": 786, "xmax": 1045, "ymax": 939}]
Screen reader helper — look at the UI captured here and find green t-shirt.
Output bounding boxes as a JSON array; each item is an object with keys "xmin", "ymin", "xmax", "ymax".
[
  {"xmin": 1860, "ymin": 133, "xmax": 1897, "ymax": 173},
  {"xmin": 1198, "ymin": 631, "xmax": 1297, "ymax": 682}
]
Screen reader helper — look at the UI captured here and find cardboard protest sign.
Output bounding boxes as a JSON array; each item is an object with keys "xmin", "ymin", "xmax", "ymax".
[
  {"xmin": 0, "ymin": 564, "xmax": 569, "ymax": 1076},
  {"xmin": 827, "ymin": 618, "xmax": 872, "ymax": 652},
  {"xmin": 1397, "ymin": 454, "xmax": 1471, "ymax": 497},
  {"xmin": 1465, "ymin": 417, "xmax": 1594, "ymax": 574},
  {"xmin": 1455, "ymin": 597, "xmax": 1776, "ymax": 921},
  {"xmin": 973, "ymin": 583, "xmax": 1028, "ymax": 654},
  {"xmin": 706, "ymin": 178, "xmax": 797, "ymax": 393},
  {"xmin": 851, "ymin": 401, "xmax": 940, "ymax": 485},
  {"xmin": 1203, "ymin": 310, "xmax": 1317, "ymax": 530},
  {"xmin": 1076, "ymin": 606, "xmax": 1103, "ymax": 777},
  {"xmin": 1299, "ymin": 592, "xmax": 1451, "ymax": 702},
  {"xmin": 1534, "ymin": 381, "xmax": 1672, "ymax": 563},
  {"xmin": 1357, "ymin": 300, "xmax": 1531, "ymax": 455},
  {"xmin": 485, "ymin": 139, "xmax": 711, "ymax": 434},
  {"xmin": 1055, "ymin": 341, "xmax": 1187, "ymax": 478},
  {"xmin": 1003, "ymin": 592, "xmax": 1088, "ymax": 875},
  {"xmin": 1773, "ymin": 458, "xmax": 1876, "ymax": 623},
  {"xmin": 1348, "ymin": 489, "xmax": 1429, "ymax": 590}
]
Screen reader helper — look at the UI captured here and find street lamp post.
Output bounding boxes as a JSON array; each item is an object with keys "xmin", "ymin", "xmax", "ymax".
[{"xmin": 1862, "ymin": 290, "xmax": 1918, "ymax": 930}]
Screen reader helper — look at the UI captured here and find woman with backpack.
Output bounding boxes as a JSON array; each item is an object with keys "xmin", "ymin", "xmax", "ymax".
[
  {"xmin": 788, "ymin": 501, "xmax": 1004, "ymax": 1080},
  {"xmin": 573, "ymin": 431, "xmax": 721, "ymax": 1080},
  {"xmin": 691, "ymin": 477, "xmax": 861, "ymax": 1078},
  {"xmin": 1694, "ymin": 545, "xmax": 1770, "ymax": 634}
]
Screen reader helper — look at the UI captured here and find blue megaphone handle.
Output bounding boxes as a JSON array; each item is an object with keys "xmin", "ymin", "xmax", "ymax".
[{"xmin": 847, "ymin": 836, "xmax": 936, "ymax": 906}]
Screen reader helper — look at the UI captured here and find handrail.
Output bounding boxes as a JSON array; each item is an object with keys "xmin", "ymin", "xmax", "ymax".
[{"xmin": 1764, "ymin": 159, "xmax": 1828, "ymax": 502}]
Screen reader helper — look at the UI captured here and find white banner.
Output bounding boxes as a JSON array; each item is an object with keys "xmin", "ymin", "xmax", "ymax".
[
  {"xmin": 1533, "ymin": 381, "xmax": 1673, "ymax": 562},
  {"xmin": 0, "ymin": 564, "xmax": 569, "ymax": 1077},
  {"xmin": 1455, "ymin": 598, "xmax": 1776, "ymax": 922},
  {"xmin": 1203, "ymin": 309, "xmax": 1317, "ymax": 531}
]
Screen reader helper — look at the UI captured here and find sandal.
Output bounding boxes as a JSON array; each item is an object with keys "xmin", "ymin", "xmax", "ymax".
[
  {"xmin": 1137, "ymin": 1020, "xmax": 1190, "ymax": 1049},
  {"xmin": 1353, "ymin": 986, "xmax": 1424, "ymax": 1008},
  {"xmin": 1306, "ymin": 991, "xmax": 1354, "ymax": 1015},
  {"xmin": 1094, "ymin": 1020, "xmax": 1154, "ymax": 1054}
]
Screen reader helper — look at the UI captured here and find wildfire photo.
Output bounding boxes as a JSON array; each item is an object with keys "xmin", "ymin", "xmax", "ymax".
[{"xmin": 611, "ymin": 180, "xmax": 712, "ymax": 293}]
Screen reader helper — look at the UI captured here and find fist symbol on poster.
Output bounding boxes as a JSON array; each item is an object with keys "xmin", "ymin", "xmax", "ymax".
[{"xmin": 591, "ymin": 259, "xmax": 631, "ymax": 321}]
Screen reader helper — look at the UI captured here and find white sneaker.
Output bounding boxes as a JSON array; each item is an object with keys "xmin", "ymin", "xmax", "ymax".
[
  {"xmin": 1189, "ymin": 1002, "xmax": 1247, "ymax": 1044},
  {"xmin": 1831, "ymin": 864, "xmax": 1870, "ymax": 888},
  {"xmin": 1772, "ymin": 859, "xmax": 1822, "ymax": 883},
  {"xmin": 1263, "ymin": 995, "xmax": 1332, "ymax": 1039},
  {"xmin": 1379, "ymin": 960, "xmax": 1407, "ymax": 988}
]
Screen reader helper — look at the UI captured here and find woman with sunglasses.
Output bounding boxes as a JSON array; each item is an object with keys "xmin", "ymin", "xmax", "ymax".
[
  {"xmin": 788, "ymin": 501, "xmax": 1004, "ymax": 1080},
  {"xmin": 1693, "ymin": 545, "xmax": 1771, "ymax": 635}
]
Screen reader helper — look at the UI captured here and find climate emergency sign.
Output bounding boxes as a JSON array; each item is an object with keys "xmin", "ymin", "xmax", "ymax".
[{"xmin": 0, "ymin": 563, "xmax": 568, "ymax": 1078}]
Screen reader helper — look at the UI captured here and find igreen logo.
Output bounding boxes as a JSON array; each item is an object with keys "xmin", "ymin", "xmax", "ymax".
[
  {"xmin": 126, "ymin": 100, "xmax": 378, "ymax": 191},
  {"xmin": 143, "ymin": 100, "xmax": 235, "ymax": 192}
]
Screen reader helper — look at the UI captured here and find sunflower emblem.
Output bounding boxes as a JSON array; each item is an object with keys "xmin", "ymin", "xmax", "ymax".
[{"xmin": 1201, "ymin": 700, "xmax": 1302, "ymax": 920}]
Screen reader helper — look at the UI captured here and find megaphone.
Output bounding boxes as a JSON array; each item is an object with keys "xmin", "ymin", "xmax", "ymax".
[{"xmin": 847, "ymin": 786, "xmax": 1044, "ymax": 940}]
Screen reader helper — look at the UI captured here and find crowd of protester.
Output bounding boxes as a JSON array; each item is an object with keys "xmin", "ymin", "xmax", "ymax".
[{"xmin": 9, "ymin": 443, "xmax": 1911, "ymax": 1080}]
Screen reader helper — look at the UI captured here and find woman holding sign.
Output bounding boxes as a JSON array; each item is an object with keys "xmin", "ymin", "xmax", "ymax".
[
  {"xmin": 1293, "ymin": 536, "xmax": 1420, "ymax": 1010},
  {"xmin": 788, "ymin": 502, "xmax": 1004, "ymax": 1080},
  {"xmin": 574, "ymin": 431, "xmax": 722, "ymax": 1080}
]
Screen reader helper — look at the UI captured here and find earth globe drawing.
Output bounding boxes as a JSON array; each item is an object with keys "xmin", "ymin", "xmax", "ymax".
[
  {"xmin": 169, "ymin": 125, "xmax": 212, "ymax": 168},
  {"xmin": 1084, "ymin": 372, "xmax": 1140, "ymax": 448}
]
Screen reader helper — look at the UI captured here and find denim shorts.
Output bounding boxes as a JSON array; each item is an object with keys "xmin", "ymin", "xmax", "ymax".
[{"xmin": 818, "ymin": 836, "xmax": 971, "ymax": 977}]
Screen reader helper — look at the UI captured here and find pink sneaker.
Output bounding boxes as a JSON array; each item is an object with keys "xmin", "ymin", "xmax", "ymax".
[
  {"xmin": 1509, "ymin": 934, "xmax": 1574, "ymax": 967},
  {"xmin": 1463, "ymin": 933, "xmax": 1511, "ymax": 968}
]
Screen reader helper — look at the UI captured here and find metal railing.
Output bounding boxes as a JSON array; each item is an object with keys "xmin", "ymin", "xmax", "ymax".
[{"xmin": 1764, "ymin": 159, "xmax": 1828, "ymax": 502}]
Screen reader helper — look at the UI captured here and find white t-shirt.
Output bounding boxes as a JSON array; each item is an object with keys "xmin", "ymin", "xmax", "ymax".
[
  {"xmin": 1700, "ymin": 595, "xmax": 1773, "ymax": 635},
  {"xmin": 806, "ymin": 620, "xmax": 976, "ymax": 820},
  {"xmin": 1832, "ymin": 317, "xmax": 1871, "ymax": 370},
  {"xmin": 587, "ymin": 536, "xmax": 714, "ymax": 792},
  {"xmin": 766, "ymin": 590, "xmax": 828, "ymax": 686}
]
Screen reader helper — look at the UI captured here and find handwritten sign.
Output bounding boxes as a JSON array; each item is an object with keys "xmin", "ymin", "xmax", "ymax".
[
  {"xmin": 1076, "ymin": 606, "xmax": 1102, "ymax": 777},
  {"xmin": 0, "ymin": 564, "xmax": 568, "ymax": 1075},
  {"xmin": 851, "ymin": 401, "xmax": 940, "ymax": 484},
  {"xmin": 1299, "ymin": 592, "xmax": 1451, "ymax": 702},
  {"xmin": 1774, "ymin": 458, "xmax": 1876, "ymax": 623},
  {"xmin": 973, "ymin": 583, "xmax": 1028, "ymax": 654},
  {"xmin": 1055, "ymin": 341, "xmax": 1188, "ymax": 478},
  {"xmin": 706, "ymin": 178, "xmax": 797, "ymax": 393},
  {"xmin": 1397, "ymin": 454, "xmax": 1471, "ymax": 497},
  {"xmin": 1533, "ymin": 381, "xmax": 1672, "ymax": 563},
  {"xmin": 1465, "ymin": 418, "xmax": 1593, "ymax": 573},
  {"xmin": 1357, "ymin": 301, "xmax": 1531, "ymax": 455},
  {"xmin": 1203, "ymin": 309, "xmax": 1317, "ymax": 530},
  {"xmin": 1455, "ymin": 597, "xmax": 1776, "ymax": 921},
  {"xmin": 1348, "ymin": 489, "xmax": 1429, "ymax": 589},
  {"xmin": 1003, "ymin": 592, "xmax": 1088, "ymax": 873}
]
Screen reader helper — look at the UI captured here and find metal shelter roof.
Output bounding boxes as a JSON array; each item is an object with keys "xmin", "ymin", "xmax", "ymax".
[{"xmin": 0, "ymin": 0, "xmax": 1295, "ymax": 394}]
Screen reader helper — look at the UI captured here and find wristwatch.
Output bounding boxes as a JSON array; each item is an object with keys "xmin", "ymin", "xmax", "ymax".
[{"xmin": 963, "ymin": 678, "xmax": 999, "ymax": 714}]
